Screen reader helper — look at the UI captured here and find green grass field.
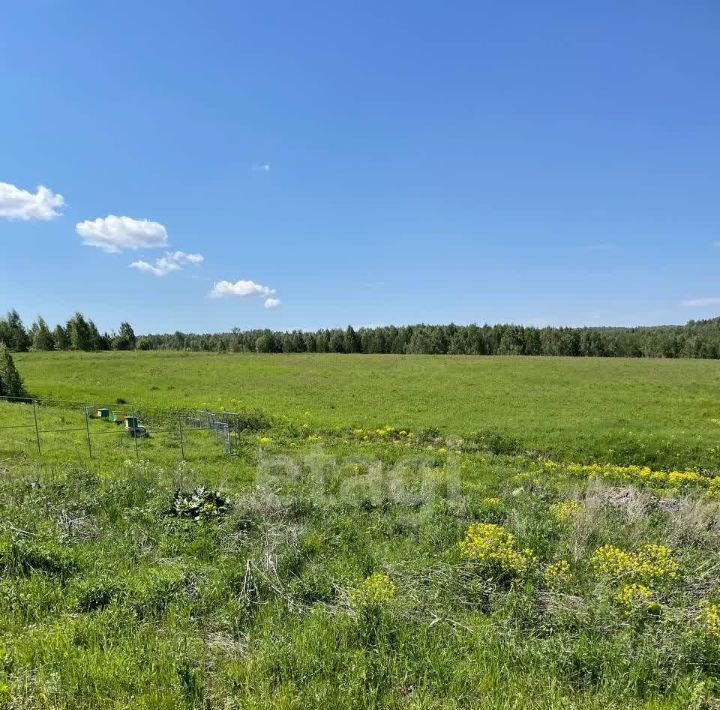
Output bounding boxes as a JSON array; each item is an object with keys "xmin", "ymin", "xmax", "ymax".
[
  {"xmin": 3, "ymin": 353, "xmax": 720, "ymax": 708},
  {"xmin": 12, "ymin": 351, "xmax": 720, "ymax": 469}
]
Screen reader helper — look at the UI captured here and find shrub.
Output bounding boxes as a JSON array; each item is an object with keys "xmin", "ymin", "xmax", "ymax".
[
  {"xmin": 0, "ymin": 344, "xmax": 26, "ymax": 399},
  {"xmin": 466, "ymin": 429, "xmax": 523, "ymax": 455},
  {"xmin": 233, "ymin": 411, "xmax": 272, "ymax": 431}
]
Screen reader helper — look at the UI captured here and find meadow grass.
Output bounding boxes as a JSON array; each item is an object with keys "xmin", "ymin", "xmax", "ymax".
[
  {"xmin": 12, "ymin": 351, "xmax": 720, "ymax": 469},
  {"xmin": 2, "ymin": 353, "xmax": 720, "ymax": 707}
]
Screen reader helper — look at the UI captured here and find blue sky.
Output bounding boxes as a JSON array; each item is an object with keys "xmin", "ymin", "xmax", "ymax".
[{"xmin": 1, "ymin": 1, "xmax": 719, "ymax": 334}]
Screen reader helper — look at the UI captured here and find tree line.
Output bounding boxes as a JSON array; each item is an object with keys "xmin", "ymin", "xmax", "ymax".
[
  {"xmin": 0, "ymin": 310, "xmax": 136, "ymax": 353},
  {"xmin": 2, "ymin": 308, "xmax": 720, "ymax": 358}
]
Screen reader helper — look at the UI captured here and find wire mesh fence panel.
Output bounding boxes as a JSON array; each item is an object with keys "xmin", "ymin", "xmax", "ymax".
[
  {"xmin": 187, "ymin": 410, "xmax": 231, "ymax": 452},
  {"xmin": 213, "ymin": 410, "xmax": 271, "ymax": 454}
]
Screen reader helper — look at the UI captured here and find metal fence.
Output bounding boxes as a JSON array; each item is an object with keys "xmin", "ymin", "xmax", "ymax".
[
  {"xmin": 0, "ymin": 395, "xmax": 255, "ymax": 460},
  {"xmin": 187, "ymin": 410, "xmax": 230, "ymax": 453}
]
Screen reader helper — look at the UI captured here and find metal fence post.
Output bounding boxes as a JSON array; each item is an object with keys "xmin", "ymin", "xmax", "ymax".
[
  {"xmin": 32, "ymin": 399, "xmax": 41, "ymax": 454},
  {"xmin": 84, "ymin": 405, "xmax": 93, "ymax": 459},
  {"xmin": 133, "ymin": 410, "xmax": 139, "ymax": 458},
  {"xmin": 179, "ymin": 417, "xmax": 185, "ymax": 460}
]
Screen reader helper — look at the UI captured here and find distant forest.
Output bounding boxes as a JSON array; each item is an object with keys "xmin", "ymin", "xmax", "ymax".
[{"xmin": 2, "ymin": 309, "xmax": 720, "ymax": 359}]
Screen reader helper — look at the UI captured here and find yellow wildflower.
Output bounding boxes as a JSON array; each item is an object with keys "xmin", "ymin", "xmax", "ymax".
[
  {"xmin": 707, "ymin": 477, "xmax": 720, "ymax": 499},
  {"xmin": 350, "ymin": 572, "xmax": 396, "ymax": 609},
  {"xmin": 591, "ymin": 544, "xmax": 679, "ymax": 581},
  {"xmin": 668, "ymin": 470, "xmax": 703, "ymax": 487},
  {"xmin": 550, "ymin": 499, "xmax": 582, "ymax": 523},
  {"xmin": 698, "ymin": 600, "xmax": 720, "ymax": 637},
  {"xmin": 459, "ymin": 523, "xmax": 534, "ymax": 574},
  {"xmin": 615, "ymin": 583, "xmax": 658, "ymax": 614},
  {"xmin": 544, "ymin": 560, "xmax": 573, "ymax": 588},
  {"xmin": 545, "ymin": 460, "xmax": 717, "ymax": 492}
]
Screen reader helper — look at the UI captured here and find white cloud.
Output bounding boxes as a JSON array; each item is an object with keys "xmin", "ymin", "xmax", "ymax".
[
  {"xmin": 130, "ymin": 251, "xmax": 204, "ymax": 277},
  {"xmin": 76, "ymin": 215, "xmax": 168, "ymax": 253},
  {"xmin": 0, "ymin": 182, "xmax": 65, "ymax": 220},
  {"xmin": 253, "ymin": 163, "xmax": 271, "ymax": 172},
  {"xmin": 264, "ymin": 297, "xmax": 281, "ymax": 309},
  {"xmin": 681, "ymin": 297, "xmax": 720, "ymax": 307},
  {"xmin": 210, "ymin": 279, "xmax": 276, "ymax": 298}
]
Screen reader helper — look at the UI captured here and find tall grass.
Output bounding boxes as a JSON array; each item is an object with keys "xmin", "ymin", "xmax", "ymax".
[{"xmin": 0, "ymin": 423, "xmax": 719, "ymax": 706}]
